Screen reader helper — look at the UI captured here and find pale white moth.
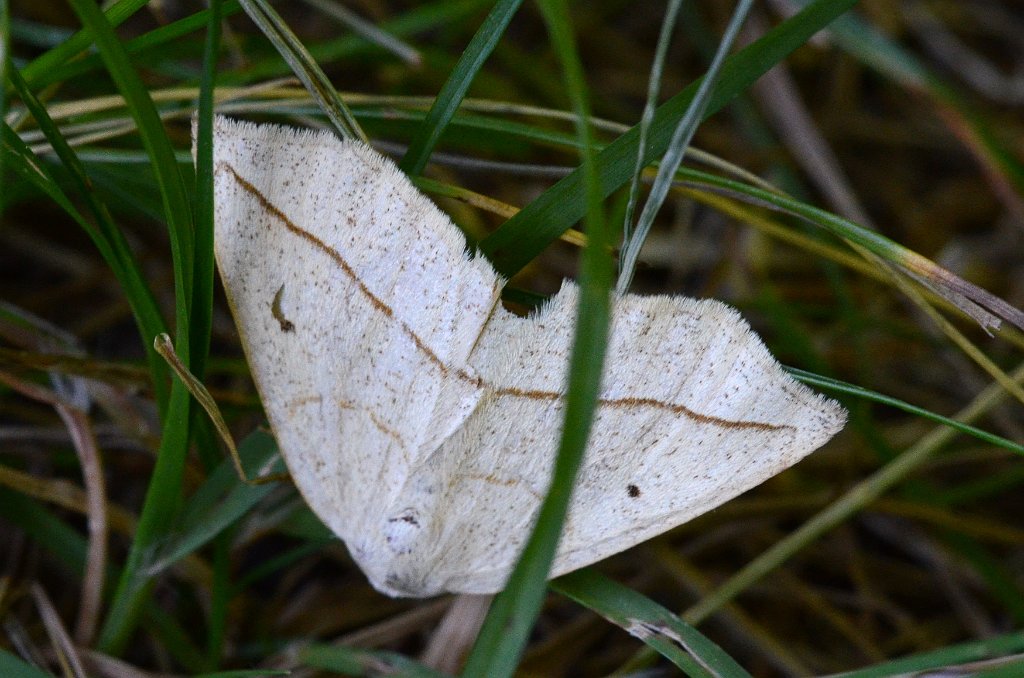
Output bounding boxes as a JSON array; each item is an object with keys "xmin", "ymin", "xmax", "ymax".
[{"xmin": 211, "ymin": 116, "xmax": 846, "ymax": 597}]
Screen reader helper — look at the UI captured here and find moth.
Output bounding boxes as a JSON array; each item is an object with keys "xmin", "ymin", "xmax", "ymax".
[{"xmin": 211, "ymin": 116, "xmax": 845, "ymax": 597}]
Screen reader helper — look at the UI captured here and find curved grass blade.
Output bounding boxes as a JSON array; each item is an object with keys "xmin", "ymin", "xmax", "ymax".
[
  {"xmin": 787, "ymin": 367, "xmax": 1024, "ymax": 456},
  {"xmin": 155, "ymin": 432, "xmax": 282, "ymax": 571},
  {"xmin": 237, "ymin": 0, "xmax": 366, "ymax": 142},
  {"xmin": 617, "ymin": 0, "xmax": 753, "ymax": 294},
  {"xmin": 479, "ymin": 0, "xmax": 858, "ymax": 277},
  {"xmin": 460, "ymin": 2, "xmax": 610, "ymax": 676},
  {"xmin": 22, "ymin": 2, "xmax": 242, "ymax": 91},
  {"xmin": 553, "ymin": 569, "xmax": 751, "ymax": 677},
  {"xmin": 620, "ymin": 0, "xmax": 683, "ymax": 260},
  {"xmin": 62, "ymin": 0, "xmax": 200, "ymax": 654},
  {"xmin": 16, "ymin": 0, "xmax": 150, "ymax": 88},
  {"xmin": 399, "ymin": 0, "xmax": 524, "ymax": 176},
  {"xmin": 831, "ymin": 628, "xmax": 1024, "ymax": 678},
  {"xmin": 6, "ymin": 66, "xmax": 171, "ymax": 411},
  {"xmin": 678, "ymin": 168, "xmax": 1024, "ymax": 332}
]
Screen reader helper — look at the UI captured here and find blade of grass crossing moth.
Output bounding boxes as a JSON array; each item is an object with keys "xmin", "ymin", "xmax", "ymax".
[
  {"xmin": 62, "ymin": 0, "xmax": 199, "ymax": 654},
  {"xmin": 16, "ymin": 0, "xmax": 150, "ymax": 88},
  {"xmin": 5, "ymin": 67, "xmax": 171, "ymax": 412},
  {"xmin": 190, "ymin": 0, "xmax": 221, "ymax": 457},
  {"xmin": 621, "ymin": 0, "xmax": 683, "ymax": 257},
  {"xmin": 461, "ymin": 2, "xmax": 611, "ymax": 675},
  {"xmin": 617, "ymin": 0, "xmax": 754, "ymax": 294},
  {"xmin": 194, "ymin": 4, "xmax": 228, "ymax": 667},
  {"xmin": 399, "ymin": 0, "xmax": 524, "ymax": 176},
  {"xmin": 237, "ymin": 0, "xmax": 366, "ymax": 142},
  {"xmin": 552, "ymin": 570, "xmax": 752, "ymax": 677},
  {"xmin": 479, "ymin": 0, "xmax": 858, "ymax": 277}
]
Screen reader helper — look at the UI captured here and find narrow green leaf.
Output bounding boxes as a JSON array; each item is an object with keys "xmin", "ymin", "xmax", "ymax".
[
  {"xmin": 479, "ymin": 0, "xmax": 858, "ymax": 277},
  {"xmin": 399, "ymin": 0, "xmax": 524, "ymax": 176},
  {"xmin": 16, "ymin": 0, "xmax": 150, "ymax": 88},
  {"xmin": 461, "ymin": 1, "xmax": 611, "ymax": 675},
  {"xmin": 620, "ymin": 0, "xmax": 683, "ymax": 259},
  {"xmin": 678, "ymin": 167, "xmax": 1024, "ymax": 331},
  {"xmin": 21, "ymin": 2, "xmax": 242, "ymax": 91},
  {"xmin": 156, "ymin": 432, "xmax": 282, "ymax": 569},
  {"xmin": 6, "ymin": 66, "xmax": 170, "ymax": 411},
  {"xmin": 63, "ymin": 0, "xmax": 199, "ymax": 653},
  {"xmin": 788, "ymin": 367, "xmax": 1024, "ymax": 455},
  {"xmin": 617, "ymin": 0, "xmax": 753, "ymax": 293},
  {"xmin": 833, "ymin": 629, "xmax": 1024, "ymax": 678},
  {"xmin": 553, "ymin": 569, "xmax": 752, "ymax": 677}
]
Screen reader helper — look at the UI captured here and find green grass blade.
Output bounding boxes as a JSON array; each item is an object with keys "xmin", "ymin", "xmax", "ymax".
[
  {"xmin": 62, "ymin": 0, "xmax": 200, "ymax": 653},
  {"xmin": 0, "ymin": 0, "xmax": 8, "ymax": 160},
  {"xmin": 237, "ymin": 0, "xmax": 366, "ymax": 142},
  {"xmin": 460, "ymin": 2, "xmax": 610, "ymax": 676},
  {"xmin": 680, "ymin": 167, "xmax": 1024, "ymax": 331},
  {"xmin": 399, "ymin": 0, "xmax": 524, "ymax": 176},
  {"xmin": 620, "ymin": 0, "xmax": 683, "ymax": 257},
  {"xmin": 833, "ymin": 628, "xmax": 1024, "ymax": 678},
  {"xmin": 552, "ymin": 569, "xmax": 752, "ymax": 677},
  {"xmin": 682, "ymin": 362, "xmax": 1024, "ymax": 628},
  {"xmin": 616, "ymin": 0, "xmax": 753, "ymax": 294},
  {"xmin": 194, "ymin": 9, "xmax": 226, "ymax": 664},
  {"xmin": 16, "ymin": 0, "xmax": 150, "ymax": 88},
  {"xmin": 479, "ymin": 0, "xmax": 858, "ymax": 277},
  {"xmin": 787, "ymin": 367, "xmax": 1024, "ymax": 455},
  {"xmin": 6, "ymin": 66, "xmax": 171, "ymax": 410},
  {"xmin": 156, "ymin": 433, "xmax": 282, "ymax": 569},
  {"xmin": 23, "ymin": 2, "xmax": 242, "ymax": 90}
]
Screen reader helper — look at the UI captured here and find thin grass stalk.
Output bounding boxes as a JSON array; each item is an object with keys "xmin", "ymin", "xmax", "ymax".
[
  {"xmin": 620, "ymin": 0, "xmax": 683, "ymax": 258},
  {"xmin": 616, "ymin": 0, "xmax": 753, "ymax": 294}
]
